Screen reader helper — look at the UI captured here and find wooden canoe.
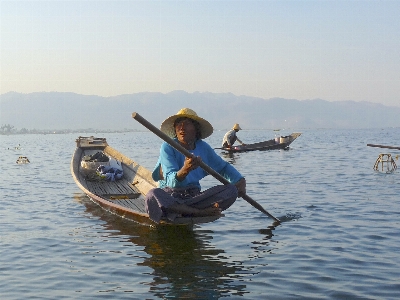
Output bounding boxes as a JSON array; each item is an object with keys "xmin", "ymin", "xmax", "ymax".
[
  {"xmin": 70, "ymin": 136, "xmax": 222, "ymax": 226},
  {"xmin": 218, "ymin": 132, "xmax": 302, "ymax": 152}
]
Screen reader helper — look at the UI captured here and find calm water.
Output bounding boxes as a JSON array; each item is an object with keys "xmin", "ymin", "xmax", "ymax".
[{"xmin": 1, "ymin": 128, "xmax": 400, "ymax": 299}]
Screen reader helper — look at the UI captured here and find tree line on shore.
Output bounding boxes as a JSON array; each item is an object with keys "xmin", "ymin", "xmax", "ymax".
[{"xmin": 0, "ymin": 124, "xmax": 136, "ymax": 135}]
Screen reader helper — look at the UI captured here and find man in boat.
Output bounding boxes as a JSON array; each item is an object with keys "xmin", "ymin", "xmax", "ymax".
[
  {"xmin": 221, "ymin": 123, "xmax": 245, "ymax": 149},
  {"xmin": 145, "ymin": 108, "xmax": 246, "ymax": 223}
]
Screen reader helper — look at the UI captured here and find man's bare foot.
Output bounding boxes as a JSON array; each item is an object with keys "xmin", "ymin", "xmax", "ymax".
[{"xmin": 197, "ymin": 206, "xmax": 221, "ymax": 216}]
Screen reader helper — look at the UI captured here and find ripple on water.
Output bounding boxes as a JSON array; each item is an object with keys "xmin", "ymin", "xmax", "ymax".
[{"xmin": 1, "ymin": 130, "xmax": 400, "ymax": 299}]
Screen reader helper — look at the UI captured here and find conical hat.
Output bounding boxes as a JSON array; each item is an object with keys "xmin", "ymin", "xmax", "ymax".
[
  {"xmin": 160, "ymin": 108, "xmax": 213, "ymax": 139},
  {"xmin": 232, "ymin": 123, "xmax": 242, "ymax": 130}
]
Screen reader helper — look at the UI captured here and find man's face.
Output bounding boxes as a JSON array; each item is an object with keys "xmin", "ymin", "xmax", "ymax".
[{"xmin": 174, "ymin": 118, "xmax": 197, "ymax": 144}]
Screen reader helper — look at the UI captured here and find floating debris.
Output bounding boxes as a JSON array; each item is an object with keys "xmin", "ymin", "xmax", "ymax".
[{"xmin": 16, "ymin": 156, "xmax": 30, "ymax": 164}]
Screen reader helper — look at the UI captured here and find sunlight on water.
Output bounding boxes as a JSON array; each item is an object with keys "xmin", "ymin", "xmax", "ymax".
[{"xmin": 1, "ymin": 128, "xmax": 400, "ymax": 299}]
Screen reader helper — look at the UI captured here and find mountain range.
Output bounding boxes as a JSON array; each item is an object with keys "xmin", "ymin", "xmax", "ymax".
[{"xmin": 1, "ymin": 91, "xmax": 399, "ymax": 131}]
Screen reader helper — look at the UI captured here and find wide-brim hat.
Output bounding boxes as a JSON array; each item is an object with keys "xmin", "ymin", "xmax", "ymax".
[
  {"xmin": 160, "ymin": 108, "xmax": 214, "ymax": 139},
  {"xmin": 232, "ymin": 123, "xmax": 242, "ymax": 130}
]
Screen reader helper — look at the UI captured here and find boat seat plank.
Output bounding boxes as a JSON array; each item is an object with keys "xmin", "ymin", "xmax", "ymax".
[
  {"xmin": 103, "ymin": 194, "xmax": 141, "ymax": 200},
  {"xmin": 85, "ymin": 177, "xmax": 141, "ymax": 197},
  {"xmin": 112, "ymin": 198, "xmax": 147, "ymax": 213},
  {"xmin": 84, "ymin": 178, "xmax": 147, "ymax": 214}
]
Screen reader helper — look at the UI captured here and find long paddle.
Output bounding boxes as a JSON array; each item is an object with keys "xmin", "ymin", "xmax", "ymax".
[
  {"xmin": 132, "ymin": 112, "xmax": 280, "ymax": 223},
  {"xmin": 367, "ymin": 144, "xmax": 400, "ymax": 150}
]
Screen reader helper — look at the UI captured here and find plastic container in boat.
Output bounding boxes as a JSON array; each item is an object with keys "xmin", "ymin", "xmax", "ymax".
[{"xmin": 280, "ymin": 136, "xmax": 289, "ymax": 144}]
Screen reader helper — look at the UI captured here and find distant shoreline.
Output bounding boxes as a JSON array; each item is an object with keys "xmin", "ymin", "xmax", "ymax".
[
  {"xmin": 0, "ymin": 129, "xmax": 143, "ymax": 135},
  {"xmin": 1, "ymin": 127, "xmax": 399, "ymax": 136}
]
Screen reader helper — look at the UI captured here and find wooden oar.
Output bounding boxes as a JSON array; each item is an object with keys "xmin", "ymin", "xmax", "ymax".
[
  {"xmin": 367, "ymin": 144, "xmax": 400, "ymax": 150},
  {"xmin": 132, "ymin": 112, "xmax": 280, "ymax": 223}
]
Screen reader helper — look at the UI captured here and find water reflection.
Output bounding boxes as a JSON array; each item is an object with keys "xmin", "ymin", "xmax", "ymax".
[
  {"xmin": 258, "ymin": 226, "xmax": 275, "ymax": 238},
  {"xmin": 79, "ymin": 197, "xmax": 250, "ymax": 299},
  {"xmin": 219, "ymin": 151, "xmax": 237, "ymax": 164},
  {"xmin": 138, "ymin": 227, "xmax": 248, "ymax": 299}
]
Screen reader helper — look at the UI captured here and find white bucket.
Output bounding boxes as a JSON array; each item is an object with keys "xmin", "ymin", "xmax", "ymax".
[{"xmin": 280, "ymin": 136, "xmax": 289, "ymax": 144}]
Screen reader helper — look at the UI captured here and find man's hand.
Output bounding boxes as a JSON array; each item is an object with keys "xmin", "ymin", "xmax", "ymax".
[
  {"xmin": 177, "ymin": 156, "xmax": 202, "ymax": 181},
  {"xmin": 183, "ymin": 155, "xmax": 201, "ymax": 172}
]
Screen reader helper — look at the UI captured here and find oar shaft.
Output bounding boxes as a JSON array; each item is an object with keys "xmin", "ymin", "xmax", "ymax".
[
  {"xmin": 132, "ymin": 112, "xmax": 229, "ymax": 184},
  {"xmin": 132, "ymin": 112, "xmax": 280, "ymax": 223},
  {"xmin": 367, "ymin": 144, "xmax": 400, "ymax": 150},
  {"xmin": 242, "ymin": 194, "xmax": 280, "ymax": 222}
]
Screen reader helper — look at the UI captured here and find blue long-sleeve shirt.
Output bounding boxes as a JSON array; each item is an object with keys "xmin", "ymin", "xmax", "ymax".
[{"xmin": 152, "ymin": 139, "xmax": 243, "ymax": 190}]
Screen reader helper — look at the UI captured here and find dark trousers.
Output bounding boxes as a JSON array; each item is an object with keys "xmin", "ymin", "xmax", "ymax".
[{"xmin": 145, "ymin": 184, "xmax": 238, "ymax": 223}]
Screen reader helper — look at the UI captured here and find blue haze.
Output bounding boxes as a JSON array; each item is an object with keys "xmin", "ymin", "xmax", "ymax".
[{"xmin": 1, "ymin": 91, "xmax": 399, "ymax": 131}]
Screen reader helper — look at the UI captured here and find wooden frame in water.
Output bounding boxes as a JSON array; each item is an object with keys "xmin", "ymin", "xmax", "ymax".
[{"xmin": 373, "ymin": 153, "xmax": 397, "ymax": 173}]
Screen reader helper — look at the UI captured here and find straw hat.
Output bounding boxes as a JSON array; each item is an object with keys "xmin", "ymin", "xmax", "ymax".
[
  {"xmin": 160, "ymin": 108, "xmax": 214, "ymax": 139},
  {"xmin": 232, "ymin": 123, "xmax": 242, "ymax": 130}
]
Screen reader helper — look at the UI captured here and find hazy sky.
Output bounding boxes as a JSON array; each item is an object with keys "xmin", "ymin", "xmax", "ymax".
[{"xmin": 1, "ymin": 0, "xmax": 399, "ymax": 107}]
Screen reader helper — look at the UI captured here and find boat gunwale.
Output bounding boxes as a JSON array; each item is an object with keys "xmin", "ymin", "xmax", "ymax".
[{"xmin": 71, "ymin": 136, "xmax": 222, "ymax": 225}]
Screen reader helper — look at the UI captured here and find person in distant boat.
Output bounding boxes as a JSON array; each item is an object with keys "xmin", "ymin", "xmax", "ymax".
[
  {"xmin": 145, "ymin": 108, "xmax": 246, "ymax": 223},
  {"xmin": 222, "ymin": 124, "xmax": 245, "ymax": 149}
]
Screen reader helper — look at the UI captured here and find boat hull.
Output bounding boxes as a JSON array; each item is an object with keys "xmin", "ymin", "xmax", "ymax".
[
  {"xmin": 71, "ymin": 136, "xmax": 221, "ymax": 226},
  {"xmin": 220, "ymin": 132, "xmax": 301, "ymax": 152}
]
